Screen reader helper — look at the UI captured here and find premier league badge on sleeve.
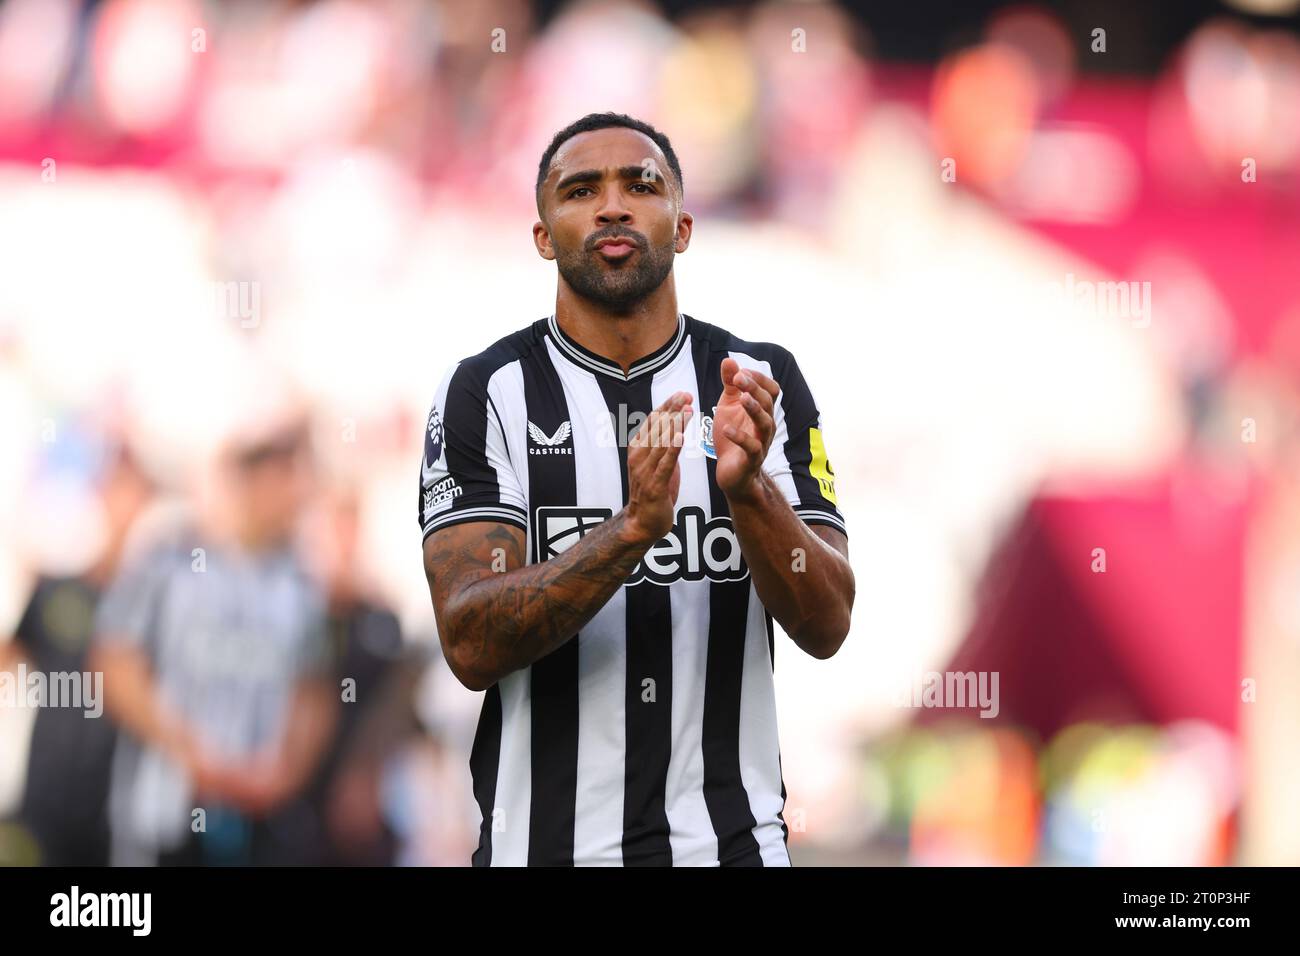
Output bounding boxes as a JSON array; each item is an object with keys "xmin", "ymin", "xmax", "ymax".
[
  {"xmin": 700, "ymin": 406, "xmax": 717, "ymax": 459},
  {"xmin": 426, "ymin": 406, "xmax": 444, "ymax": 464}
]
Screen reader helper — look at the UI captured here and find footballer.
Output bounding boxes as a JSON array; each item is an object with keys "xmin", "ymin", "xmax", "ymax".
[{"xmin": 419, "ymin": 112, "xmax": 854, "ymax": 866}]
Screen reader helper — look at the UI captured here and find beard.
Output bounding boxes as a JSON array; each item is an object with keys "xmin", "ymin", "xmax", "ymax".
[{"xmin": 555, "ymin": 228, "xmax": 676, "ymax": 313}]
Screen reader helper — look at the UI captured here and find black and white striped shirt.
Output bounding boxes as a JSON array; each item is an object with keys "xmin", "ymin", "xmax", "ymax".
[{"xmin": 418, "ymin": 313, "xmax": 846, "ymax": 866}]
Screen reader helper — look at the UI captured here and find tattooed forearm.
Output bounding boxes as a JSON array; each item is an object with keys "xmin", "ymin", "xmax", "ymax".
[
  {"xmin": 423, "ymin": 513, "xmax": 653, "ymax": 691},
  {"xmin": 424, "ymin": 392, "xmax": 694, "ymax": 690}
]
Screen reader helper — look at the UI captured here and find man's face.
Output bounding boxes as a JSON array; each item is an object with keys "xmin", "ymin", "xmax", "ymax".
[
  {"xmin": 534, "ymin": 127, "xmax": 692, "ymax": 313},
  {"xmin": 231, "ymin": 433, "xmax": 311, "ymax": 544}
]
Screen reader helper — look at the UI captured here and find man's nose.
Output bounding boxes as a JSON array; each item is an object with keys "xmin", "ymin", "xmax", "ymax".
[{"xmin": 596, "ymin": 189, "xmax": 632, "ymax": 224}]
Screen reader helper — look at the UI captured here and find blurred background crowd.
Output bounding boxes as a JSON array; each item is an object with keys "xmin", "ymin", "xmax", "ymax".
[{"xmin": 1, "ymin": 0, "xmax": 1299, "ymax": 865}]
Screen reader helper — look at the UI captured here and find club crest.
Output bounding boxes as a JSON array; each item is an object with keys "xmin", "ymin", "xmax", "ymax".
[{"xmin": 700, "ymin": 406, "xmax": 717, "ymax": 459}]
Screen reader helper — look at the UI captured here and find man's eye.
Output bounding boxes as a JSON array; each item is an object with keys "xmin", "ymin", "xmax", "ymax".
[
  {"xmin": 631, "ymin": 182, "xmax": 655, "ymax": 192},
  {"xmin": 569, "ymin": 186, "xmax": 593, "ymax": 198}
]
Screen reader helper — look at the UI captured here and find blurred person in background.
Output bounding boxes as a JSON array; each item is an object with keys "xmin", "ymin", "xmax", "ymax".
[
  {"xmin": 88, "ymin": 407, "xmax": 338, "ymax": 866},
  {"xmin": 290, "ymin": 483, "xmax": 419, "ymax": 866},
  {"xmin": 4, "ymin": 440, "xmax": 153, "ymax": 866}
]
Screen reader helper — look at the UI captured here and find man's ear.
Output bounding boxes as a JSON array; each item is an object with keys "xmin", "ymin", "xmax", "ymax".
[
  {"xmin": 532, "ymin": 220, "xmax": 556, "ymax": 261},
  {"xmin": 675, "ymin": 211, "xmax": 693, "ymax": 254}
]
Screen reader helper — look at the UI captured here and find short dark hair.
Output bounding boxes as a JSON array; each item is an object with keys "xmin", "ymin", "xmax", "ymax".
[
  {"xmin": 535, "ymin": 112, "xmax": 683, "ymax": 214},
  {"xmin": 231, "ymin": 420, "xmax": 308, "ymax": 471}
]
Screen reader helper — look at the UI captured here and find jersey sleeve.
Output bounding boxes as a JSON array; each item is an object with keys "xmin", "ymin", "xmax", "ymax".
[
  {"xmin": 763, "ymin": 349, "xmax": 847, "ymax": 538},
  {"xmin": 418, "ymin": 361, "xmax": 528, "ymax": 542}
]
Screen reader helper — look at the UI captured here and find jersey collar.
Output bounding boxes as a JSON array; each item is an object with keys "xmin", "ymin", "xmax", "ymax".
[{"xmin": 546, "ymin": 313, "xmax": 688, "ymax": 382}]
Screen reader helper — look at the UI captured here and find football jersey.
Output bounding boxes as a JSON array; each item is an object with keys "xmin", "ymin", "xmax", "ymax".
[{"xmin": 417, "ymin": 313, "xmax": 846, "ymax": 866}]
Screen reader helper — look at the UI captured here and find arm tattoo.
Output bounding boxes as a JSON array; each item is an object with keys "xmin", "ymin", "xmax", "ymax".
[{"xmin": 425, "ymin": 513, "xmax": 650, "ymax": 687}]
